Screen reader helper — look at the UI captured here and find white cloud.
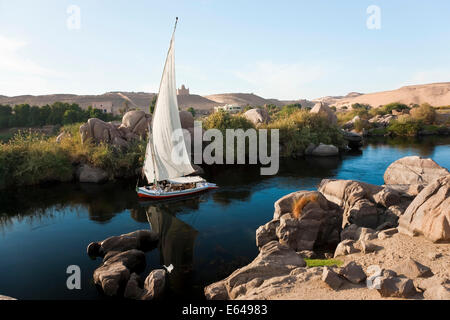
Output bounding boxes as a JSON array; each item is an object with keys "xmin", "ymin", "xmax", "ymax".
[{"xmin": 234, "ymin": 61, "xmax": 328, "ymax": 100}]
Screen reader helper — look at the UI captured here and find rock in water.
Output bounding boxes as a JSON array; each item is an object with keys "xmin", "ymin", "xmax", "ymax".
[
  {"xmin": 87, "ymin": 241, "xmax": 101, "ymax": 257},
  {"xmin": 322, "ymin": 267, "xmax": 344, "ymax": 290},
  {"xmin": 204, "ymin": 241, "xmax": 306, "ymax": 300},
  {"xmin": 76, "ymin": 164, "xmax": 109, "ymax": 183},
  {"xmin": 383, "ymin": 156, "xmax": 449, "ymax": 186},
  {"xmin": 398, "ymin": 175, "xmax": 450, "ymax": 242},
  {"xmin": 311, "ymin": 143, "xmax": 339, "ymax": 157},
  {"xmin": 141, "ymin": 269, "xmax": 167, "ymax": 300},
  {"xmin": 103, "ymin": 249, "xmax": 146, "ymax": 272},
  {"xmin": 93, "ymin": 262, "xmax": 130, "ymax": 296},
  {"xmin": 339, "ymin": 261, "xmax": 366, "ymax": 284},
  {"xmin": 310, "ymin": 102, "xmax": 337, "ymax": 125},
  {"xmin": 124, "ymin": 273, "xmax": 143, "ymax": 300},
  {"xmin": 99, "ymin": 230, "xmax": 158, "ymax": 254}
]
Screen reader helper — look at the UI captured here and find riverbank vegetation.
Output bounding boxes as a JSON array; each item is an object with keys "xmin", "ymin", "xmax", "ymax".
[
  {"xmin": 264, "ymin": 110, "xmax": 345, "ymax": 157},
  {"xmin": 203, "ymin": 108, "xmax": 346, "ymax": 158},
  {"xmin": 0, "ymin": 124, "xmax": 145, "ymax": 189},
  {"xmin": 338, "ymin": 102, "xmax": 449, "ymax": 136},
  {"xmin": 0, "ymin": 102, "xmax": 120, "ymax": 129}
]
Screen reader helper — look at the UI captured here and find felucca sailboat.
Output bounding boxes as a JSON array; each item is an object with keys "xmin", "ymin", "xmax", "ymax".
[{"xmin": 137, "ymin": 18, "xmax": 217, "ymax": 199}]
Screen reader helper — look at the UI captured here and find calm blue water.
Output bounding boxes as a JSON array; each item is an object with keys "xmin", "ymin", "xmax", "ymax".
[{"xmin": 0, "ymin": 136, "xmax": 449, "ymax": 300}]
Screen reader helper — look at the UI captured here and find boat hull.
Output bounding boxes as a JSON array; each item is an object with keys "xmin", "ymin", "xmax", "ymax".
[{"xmin": 137, "ymin": 183, "xmax": 218, "ymax": 199}]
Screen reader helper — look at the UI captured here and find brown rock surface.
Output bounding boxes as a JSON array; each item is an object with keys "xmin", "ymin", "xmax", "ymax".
[{"xmin": 399, "ymin": 175, "xmax": 450, "ymax": 242}]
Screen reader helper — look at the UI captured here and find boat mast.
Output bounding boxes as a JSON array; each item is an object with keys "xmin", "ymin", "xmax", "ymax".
[{"xmin": 147, "ymin": 17, "xmax": 179, "ymax": 187}]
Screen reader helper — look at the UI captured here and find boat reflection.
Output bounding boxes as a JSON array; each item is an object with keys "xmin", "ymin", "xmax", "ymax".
[{"xmin": 144, "ymin": 201, "xmax": 199, "ymax": 295}]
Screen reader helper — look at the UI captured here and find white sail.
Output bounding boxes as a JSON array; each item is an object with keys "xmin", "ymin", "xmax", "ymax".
[{"xmin": 143, "ymin": 28, "xmax": 195, "ymax": 183}]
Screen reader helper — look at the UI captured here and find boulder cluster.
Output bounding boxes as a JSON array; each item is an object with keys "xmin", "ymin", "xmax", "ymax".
[
  {"xmin": 205, "ymin": 155, "xmax": 449, "ymax": 300},
  {"xmin": 87, "ymin": 230, "xmax": 167, "ymax": 300}
]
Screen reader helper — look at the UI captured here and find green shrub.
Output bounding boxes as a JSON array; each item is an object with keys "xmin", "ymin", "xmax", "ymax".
[
  {"xmin": 337, "ymin": 109, "xmax": 370, "ymax": 125},
  {"xmin": 203, "ymin": 110, "xmax": 255, "ymax": 131},
  {"xmin": 387, "ymin": 116, "xmax": 422, "ymax": 136},
  {"xmin": 264, "ymin": 110, "xmax": 345, "ymax": 157},
  {"xmin": 353, "ymin": 119, "xmax": 371, "ymax": 133},
  {"xmin": 410, "ymin": 103, "xmax": 436, "ymax": 125},
  {"xmin": 383, "ymin": 102, "xmax": 409, "ymax": 114}
]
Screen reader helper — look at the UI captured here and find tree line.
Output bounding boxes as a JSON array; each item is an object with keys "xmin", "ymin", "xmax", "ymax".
[{"xmin": 0, "ymin": 102, "xmax": 120, "ymax": 129}]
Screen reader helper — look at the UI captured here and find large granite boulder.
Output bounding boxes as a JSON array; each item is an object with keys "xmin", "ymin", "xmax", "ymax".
[
  {"xmin": 243, "ymin": 108, "xmax": 270, "ymax": 126},
  {"xmin": 342, "ymin": 130, "xmax": 363, "ymax": 149},
  {"xmin": 310, "ymin": 102, "xmax": 337, "ymax": 125},
  {"xmin": 384, "ymin": 156, "xmax": 449, "ymax": 187},
  {"xmin": 179, "ymin": 110, "xmax": 194, "ymax": 129},
  {"xmin": 88, "ymin": 229, "xmax": 158, "ymax": 257},
  {"xmin": 318, "ymin": 179, "xmax": 410, "ymax": 229},
  {"xmin": 93, "ymin": 261, "xmax": 130, "ymax": 296},
  {"xmin": 120, "ymin": 110, "xmax": 151, "ymax": 137},
  {"xmin": 399, "ymin": 175, "xmax": 450, "ymax": 242},
  {"xmin": 80, "ymin": 118, "xmax": 128, "ymax": 147},
  {"xmin": 141, "ymin": 269, "xmax": 167, "ymax": 300},
  {"xmin": 269, "ymin": 190, "xmax": 342, "ymax": 251},
  {"xmin": 204, "ymin": 241, "xmax": 306, "ymax": 300}
]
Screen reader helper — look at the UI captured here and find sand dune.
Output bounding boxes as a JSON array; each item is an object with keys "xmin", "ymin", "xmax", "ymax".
[{"xmin": 317, "ymin": 82, "xmax": 450, "ymax": 108}]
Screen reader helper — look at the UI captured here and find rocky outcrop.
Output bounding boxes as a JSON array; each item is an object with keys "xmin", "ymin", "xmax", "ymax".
[
  {"xmin": 120, "ymin": 110, "xmax": 151, "ymax": 137},
  {"xmin": 318, "ymin": 179, "xmax": 410, "ymax": 229},
  {"xmin": 369, "ymin": 114, "xmax": 396, "ymax": 128},
  {"xmin": 80, "ymin": 118, "xmax": 129, "ymax": 147},
  {"xmin": 243, "ymin": 108, "xmax": 270, "ymax": 126},
  {"xmin": 93, "ymin": 261, "xmax": 130, "ymax": 296},
  {"xmin": 342, "ymin": 130, "xmax": 363, "ymax": 149},
  {"xmin": 141, "ymin": 269, "xmax": 167, "ymax": 300},
  {"xmin": 269, "ymin": 191, "xmax": 342, "ymax": 251},
  {"xmin": 204, "ymin": 241, "xmax": 306, "ymax": 300},
  {"xmin": 88, "ymin": 230, "xmax": 159, "ymax": 297},
  {"xmin": 398, "ymin": 175, "xmax": 450, "ymax": 242},
  {"xmin": 0, "ymin": 295, "xmax": 17, "ymax": 300},
  {"xmin": 384, "ymin": 156, "xmax": 449, "ymax": 187},
  {"xmin": 310, "ymin": 102, "xmax": 337, "ymax": 125}
]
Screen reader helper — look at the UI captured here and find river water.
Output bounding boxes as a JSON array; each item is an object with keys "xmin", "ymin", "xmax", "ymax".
[{"xmin": 0, "ymin": 136, "xmax": 449, "ymax": 300}]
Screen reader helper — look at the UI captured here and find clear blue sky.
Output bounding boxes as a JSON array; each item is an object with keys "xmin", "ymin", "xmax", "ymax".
[{"xmin": 1, "ymin": 0, "xmax": 449, "ymax": 99}]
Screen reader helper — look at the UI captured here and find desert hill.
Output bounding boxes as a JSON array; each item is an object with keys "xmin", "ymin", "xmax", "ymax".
[
  {"xmin": 317, "ymin": 82, "xmax": 450, "ymax": 109},
  {"xmin": 0, "ymin": 91, "xmax": 313, "ymax": 113}
]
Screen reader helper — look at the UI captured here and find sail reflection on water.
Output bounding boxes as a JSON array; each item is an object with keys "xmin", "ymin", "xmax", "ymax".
[{"xmin": 145, "ymin": 203, "xmax": 198, "ymax": 294}]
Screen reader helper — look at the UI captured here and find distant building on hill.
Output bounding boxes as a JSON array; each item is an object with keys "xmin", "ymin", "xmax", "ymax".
[
  {"xmin": 91, "ymin": 101, "xmax": 119, "ymax": 115},
  {"xmin": 214, "ymin": 104, "xmax": 243, "ymax": 113},
  {"xmin": 177, "ymin": 84, "xmax": 190, "ymax": 96}
]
